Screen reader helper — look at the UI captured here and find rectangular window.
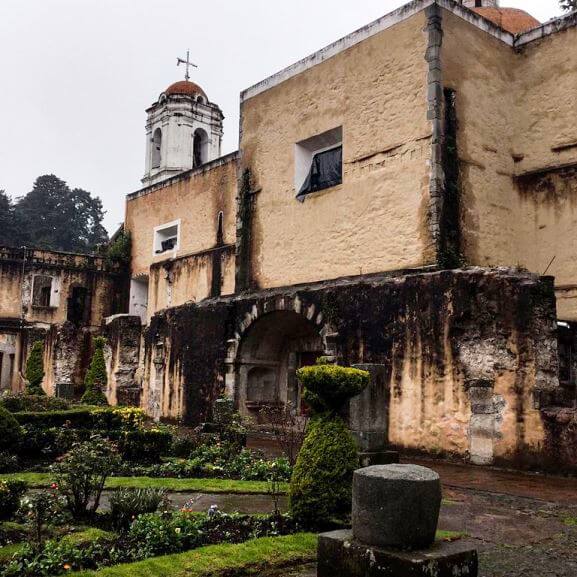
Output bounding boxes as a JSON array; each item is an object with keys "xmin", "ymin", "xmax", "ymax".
[
  {"xmin": 153, "ymin": 220, "xmax": 180, "ymax": 255},
  {"xmin": 295, "ymin": 127, "xmax": 343, "ymax": 200},
  {"xmin": 32, "ymin": 275, "xmax": 60, "ymax": 308}
]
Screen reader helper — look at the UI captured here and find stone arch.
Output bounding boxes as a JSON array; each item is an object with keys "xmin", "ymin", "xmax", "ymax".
[{"xmin": 223, "ymin": 297, "xmax": 339, "ymax": 419}]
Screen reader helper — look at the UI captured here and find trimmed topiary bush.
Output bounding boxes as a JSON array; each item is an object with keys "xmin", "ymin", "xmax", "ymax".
[
  {"xmin": 297, "ymin": 363, "xmax": 369, "ymax": 414},
  {"xmin": 0, "ymin": 405, "xmax": 22, "ymax": 454},
  {"xmin": 289, "ymin": 363, "xmax": 369, "ymax": 529},
  {"xmin": 289, "ymin": 415, "xmax": 359, "ymax": 528},
  {"xmin": 81, "ymin": 337, "xmax": 109, "ymax": 406},
  {"xmin": 25, "ymin": 341, "xmax": 45, "ymax": 395}
]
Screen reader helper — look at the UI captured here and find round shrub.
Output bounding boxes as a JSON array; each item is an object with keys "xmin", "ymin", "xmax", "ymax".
[
  {"xmin": 289, "ymin": 415, "xmax": 359, "ymax": 528},
  {"xmin": 0, "ymin": 406, "xmax": 22, "ymax": 453},
  {"xmin": 297, "ymin": 364, "xmax": 369, "ymax": 414}
]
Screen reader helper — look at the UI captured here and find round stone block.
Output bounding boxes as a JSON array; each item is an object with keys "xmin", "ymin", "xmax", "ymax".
[{"xmin": 352, "ymin": 464, "xmax": 442, "ymax": 550}]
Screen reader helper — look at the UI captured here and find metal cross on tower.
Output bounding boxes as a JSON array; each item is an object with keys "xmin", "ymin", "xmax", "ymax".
[{"xmin": 176, "ymin": 50, "xmax": 197, "ymax": 82}]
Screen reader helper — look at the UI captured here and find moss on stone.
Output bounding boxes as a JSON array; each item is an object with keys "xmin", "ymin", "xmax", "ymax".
[{"xmin": 289, "ymin": 415, "xmax": 359, "ymax": 529}]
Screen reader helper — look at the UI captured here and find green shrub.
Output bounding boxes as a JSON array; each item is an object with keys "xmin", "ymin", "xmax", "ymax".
[
  {"xmin": 0, "ymin": 452, "xmax": 19, "ymax": 473},
  {"xmin": 297, "ymin": 364, "xmax": 369, "ymax": 414},
  {"xmin": 0, "ymin": 395, "xmax": 69, "ymax": 413},
  {"xmin": 81, "ymin": 337, "xmax": 108, "ymax": 406},
  {"xmin": 2, "ymin": 529, "xmax": 116, "ymax": 576},
  {"xmin": 13, "ymin": 407, "xmax": 125, "ymax": 429},
  {"xmin": 0, "ymin": 521, "xmax": 27, "ymax": 546},
  {"xmin": 289, "ymin": 364, "xmax": 368, "ymax": 528},
  {"xmin": 0, "ymin": 406, "xmax": 22, "ymax": 454},
  {"xmin": 52, "ymin": 436, "xmax": 121, "ymax": 519},
  {"xmin": 289, "ymin": 415, "xmax": 358, "ymax": 528},
  {"xmin": 120, "ymin": 429, "xmax": 173, "ymax": 463},
  {"xmin": 127, "ymin": 511, "xmax": 296, "ymax": 561},
  {"xmin": 109, "ymin": 488, "xmax": 168, "ymax": 531},
  {"xmin": 106, "ymin": 229, "xmax": 131, "ymax": 267},
  {"xmin": 0, "ymin": 480, "xmax": 27, "ymax": 521},
  {"xmin": 19, "ymin": 489, "xmax": 65, "ymax": 550},
  {"xmin": 24, "ymin": 342, "xmax": 45, "ymax": 396}
]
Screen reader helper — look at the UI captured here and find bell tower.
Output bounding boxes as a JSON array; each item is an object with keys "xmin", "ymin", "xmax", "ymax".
[{"xmin": 142, "ymin": 57, "xmax": 224, "ymax": 186}]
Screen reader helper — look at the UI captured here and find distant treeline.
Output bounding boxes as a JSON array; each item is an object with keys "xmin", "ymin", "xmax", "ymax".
[{"xmin": 0, "ymin": 175, "xmax": 108, "ymax": 254}]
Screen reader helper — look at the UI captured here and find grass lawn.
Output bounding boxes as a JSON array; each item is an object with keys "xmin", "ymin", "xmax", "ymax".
[
  {"xmin": 71, "ymin": 533, "xmax": 317, "ymax": 577},
  {"xmin": 0, "ymin": 472, "xmax": 288, "ymax": 494}
]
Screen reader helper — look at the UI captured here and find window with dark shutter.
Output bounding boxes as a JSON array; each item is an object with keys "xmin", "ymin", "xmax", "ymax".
[{"xmin": 297, "ymin": 145, "xmax": 342, "ymax": 198}]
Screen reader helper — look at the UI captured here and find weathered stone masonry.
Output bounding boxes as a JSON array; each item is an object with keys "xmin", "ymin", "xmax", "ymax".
[{"xmin": 143, "ymin": 267, "xmax": 564, "ymax": 469}]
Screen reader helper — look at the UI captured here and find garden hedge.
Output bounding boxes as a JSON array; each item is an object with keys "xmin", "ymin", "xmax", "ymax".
[{"xmin": 0, "ymin": 407, "xmax": 22, "ymax": 453}]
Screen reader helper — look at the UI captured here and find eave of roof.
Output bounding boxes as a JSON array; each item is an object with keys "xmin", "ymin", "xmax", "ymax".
[{"xmin": 240, "ymin": 0, "xmax": 575, "ymax": 102}]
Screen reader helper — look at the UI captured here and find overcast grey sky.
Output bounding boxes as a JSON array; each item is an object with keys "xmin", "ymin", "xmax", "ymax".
[{"xmin": 0, "ymin": 0, "xmax": 564, "ymax": 234}]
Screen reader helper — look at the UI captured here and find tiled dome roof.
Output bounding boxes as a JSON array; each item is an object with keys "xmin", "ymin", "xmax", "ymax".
[
  {"xmin": 472, "ymin": 7, "xmax": 540, "ymax": 34},
  {"xmin": 164, "ymin": 80, "xmax": 207, "ymax": 100}
]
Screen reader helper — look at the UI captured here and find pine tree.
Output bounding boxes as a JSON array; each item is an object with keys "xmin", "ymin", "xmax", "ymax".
[
  {"xmin": 81, "ymin": 337, "xmax": 109, "ymax": 406},
  {"xmin": 25, "ymin": 341, "xmax": 45, "ymax": 395}
]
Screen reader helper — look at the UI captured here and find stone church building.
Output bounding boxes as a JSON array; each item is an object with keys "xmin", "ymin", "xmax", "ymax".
[{"xmin": 2, "ymin": 0, "xmax": 577, "ymax": 471}]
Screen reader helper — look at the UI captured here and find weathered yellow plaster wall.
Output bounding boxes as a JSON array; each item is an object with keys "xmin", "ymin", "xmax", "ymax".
[
  {"xmin": 513, "ymin": 26, "xmax": 577, "ymax": 320},
  {"xmin": 240, "ymin": 12, "xmax": 433, "ymax": 290},
  {"xmin": 442, "ymin": 11, "xmax": 577, "ymax": 319},
  {"xmin": 0, "ymin": 267, "xmax": 22, "ymax": 319},
  {"xmin": 125, "ymin": 157, "xmax": 238, "ymax": 279},
  {"xmin": 148, "ymin": 248, "xmax": 235, "ymax": 318},
  {"xmin": 441, "ymin": 10, "xmax": 521, "ymax": 268}
]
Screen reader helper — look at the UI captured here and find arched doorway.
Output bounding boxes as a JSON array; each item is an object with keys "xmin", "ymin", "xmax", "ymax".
[{"xmin": 235, "ymin": 310, "xmax": 324, "ymax": 420}]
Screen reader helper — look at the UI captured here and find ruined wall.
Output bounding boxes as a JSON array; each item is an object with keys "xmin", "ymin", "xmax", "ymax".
[
  {"xmin": 0, "ymin": 247, "xmax": 124, "ymax": 327},
  {"xmin": 125, "ymin": 154, "xmax": 238, "ymax": 284},
  {"xmin": 0, "ymin": 259, "xmax": 23, "ymax": 319},
  {"xmin": 104, "ymin": 315, "xmax": 142, "ymax": 406},
  {"xmin": 144, "ymin": 268, "xmax": 561, "ymax": 469},
  {"xmin": 239, "ymin": 11, "xmax": 433, "ymax": 290}
]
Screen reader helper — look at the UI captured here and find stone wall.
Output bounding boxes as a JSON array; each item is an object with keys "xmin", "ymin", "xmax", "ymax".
[
  {"xmin": 104, "ymin": 315, "xmax": 142, "ymax": 406},
  {"xmin": 239, "ymin": 11, "xmax": 434, "ymax": 290},
  {"xmin": 143, "ymin": 267, "xmax": 562, "ymax": 469},
  {"xmin": 441, "ymin": 10, "xmax": 577, "ymax": 320}
]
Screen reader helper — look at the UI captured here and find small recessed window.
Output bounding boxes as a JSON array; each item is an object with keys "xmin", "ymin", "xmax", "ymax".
[
  {"xmin": 32, "ymin": 275, "xmax": 60, "ymax": 308},
  {"xmin": 153, "ymin": 220, "xmax": 180, "ymax": 255},
  {"xmin": 295, "ymin": 127, "xmax": 343, "ymax": 200}
]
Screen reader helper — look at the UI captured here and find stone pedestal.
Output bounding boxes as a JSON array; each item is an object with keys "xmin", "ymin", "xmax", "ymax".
[
  {"xmin": 318, "ymin": 530, "xmax": 478, "ymax": 577},
  {"xmin": 316, "ymin": 464, "xmax": 478, "ymax": 577},
  {"xmin": 353, "ymin": 465, "xmax": 441, "ymax": 549}
]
